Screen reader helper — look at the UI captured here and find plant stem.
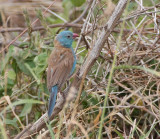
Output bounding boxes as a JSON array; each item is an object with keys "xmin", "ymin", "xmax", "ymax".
[{"xmin": 97, "ymin": 1, "xmax": 130, "ymax": 138}]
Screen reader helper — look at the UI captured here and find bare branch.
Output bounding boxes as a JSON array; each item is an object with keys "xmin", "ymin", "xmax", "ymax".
[{"xmin": 0, "ymin": 23, "xmax": 82, "ymax": 33}]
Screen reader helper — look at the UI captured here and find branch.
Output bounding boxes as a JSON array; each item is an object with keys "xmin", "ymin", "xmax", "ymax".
[
  {"xmin": 0, "ymin": 23, "xmax": 82, "ymax": 33},
  {"xmin": 15, "ymin": 0, "xmax": 128, "ymax": 138},
  {"xmin": 71, "ymin": 0, "xmax": 93, "ymax": 24}
]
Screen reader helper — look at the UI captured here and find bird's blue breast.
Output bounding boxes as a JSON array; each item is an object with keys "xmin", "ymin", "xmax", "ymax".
[{"xmin": 70, "ymin": 47, "xmax": 76, "ymax": 75}]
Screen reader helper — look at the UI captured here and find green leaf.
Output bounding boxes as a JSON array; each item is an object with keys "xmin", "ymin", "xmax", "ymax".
[
  {"xmin": 114, "ymin": 129, "xmax": 124, "ymax": 139},
  {"xmin": 25, "ymin": 63, "xmax": 40, "ymax": 84},
  {"xmin": 1, "ymin": 99, "xmax": 44, "ymax": 115},
  {"xmin": 0, "ymin": 119, "xmax": 8, "ymax": 139},
  {"xmin": 4, "ymin": 118, "xmax": 18, "ymax": 129},
  {"xmin": 0, "ymin": 78, "xmax": 15, "ymax": 96},
  {"xmin": 19, "ymin": 42, "xmax": 29, "ymax": 48},
  {"xmin": 1, "ymin": 46, "xmax": 14, "ymax": 73},
  {"xmin": 46, "ymin": 121, "xmax": 55, "ymax": 139},
  {"xmin": 6, "ymin": 78, "xmax": 15, "ymax": 89},
  {"xmin": 14, "ymin": 56, "xmax": 31, "ymax": 76},
  {"xmin": 34, "ymin": 52, "xmax": 48, "ymax": 79},
  {"xmin": 70, "ymin": 0, "xmax": 85, "ymax": 7},
  {"xmin": 34, "ymin": 52, "xmax": 48, "ymax": 67},
  {"xmin": 19, "ymin": 103, "xmax": 32, "ymax": 117},
  {"xmin": 0, "ymin": 84, "xmax": 4, "ymax": 95},
  {"xmin": 8, "ymin": 70, "xmax": 16, "ymax": 80}
]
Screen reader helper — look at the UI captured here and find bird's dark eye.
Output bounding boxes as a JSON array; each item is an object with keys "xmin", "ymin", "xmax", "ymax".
[{"xmin": 67, "ymin": 36, "xmax": 71, "ymax": 38}]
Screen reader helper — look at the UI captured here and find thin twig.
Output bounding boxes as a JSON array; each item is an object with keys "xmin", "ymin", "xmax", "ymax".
[{"xmin": 0, "ymin": 23, "xmax": 82, "ymax": 33}]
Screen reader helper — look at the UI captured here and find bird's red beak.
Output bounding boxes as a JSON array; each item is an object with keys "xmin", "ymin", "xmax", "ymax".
[{"xmin": 73, "ymin": 33, "xmax": 79, "ymax": 39}]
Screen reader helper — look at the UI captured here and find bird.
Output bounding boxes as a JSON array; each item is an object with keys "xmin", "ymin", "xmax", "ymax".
[{"xmin": 47, "ymin": 30, "xmax": 79, "ymax": 117}]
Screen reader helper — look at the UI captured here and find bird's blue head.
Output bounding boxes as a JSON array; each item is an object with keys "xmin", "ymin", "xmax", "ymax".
[{"xmin": 56, "ymin": 31, "xmax": 79, "ymax": 48}]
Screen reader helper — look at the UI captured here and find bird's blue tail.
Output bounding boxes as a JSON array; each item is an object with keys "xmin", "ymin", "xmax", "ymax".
[{"xmin": 48, "ymin": 85, "xmax": 58, "ymax": 117}]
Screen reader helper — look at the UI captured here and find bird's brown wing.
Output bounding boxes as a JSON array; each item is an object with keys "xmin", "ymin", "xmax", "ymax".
[{"xmin": 47, "ymin": 47, "xmax": 74, "ymax": 91}]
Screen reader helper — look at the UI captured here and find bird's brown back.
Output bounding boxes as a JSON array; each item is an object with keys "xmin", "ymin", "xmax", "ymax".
[{"xmin": 47, "ymin": 40, "xmax": 74, "ymax": 91}]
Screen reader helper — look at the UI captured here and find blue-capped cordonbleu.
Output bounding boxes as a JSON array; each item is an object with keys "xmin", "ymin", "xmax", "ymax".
[{"xmin": 47, "ymin": 30, "xmax": 79, "ymax": 117}]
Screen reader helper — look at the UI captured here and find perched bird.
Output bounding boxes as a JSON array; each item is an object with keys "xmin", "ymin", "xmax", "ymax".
[{"xmin": 47, "ymin": 30, "xmax": 79, "ymax": 117}]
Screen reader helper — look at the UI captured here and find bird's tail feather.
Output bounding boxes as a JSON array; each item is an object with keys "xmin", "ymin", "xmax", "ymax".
[{"xmin": 48, "ymin": 85, "xmax": 58, "ymax": 117}]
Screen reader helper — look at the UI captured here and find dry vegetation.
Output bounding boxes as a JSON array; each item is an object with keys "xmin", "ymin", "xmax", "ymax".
[{"xmin": 0, "ymin": 0, "xmax": 160, "ymax": 139}]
